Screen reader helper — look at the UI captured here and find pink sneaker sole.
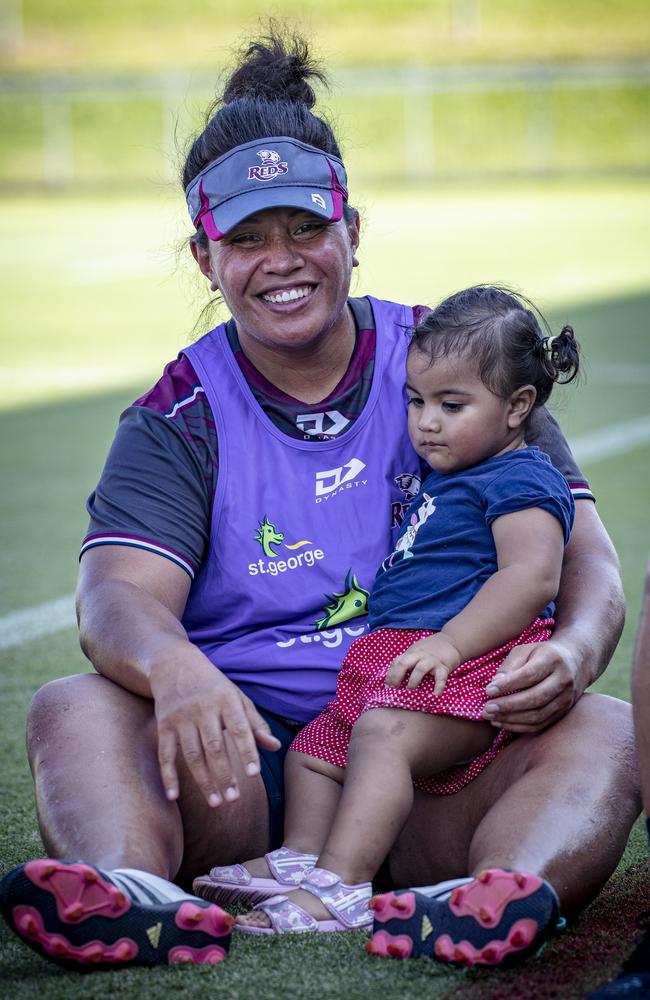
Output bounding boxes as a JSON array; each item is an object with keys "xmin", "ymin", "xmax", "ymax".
[
  {"xmin": 367, "ymin": 869, "xmax": 560, "ymax": 968},
  {"xmin": 1, "ymin": 860, "xmax": 233, "ymax": 971}
]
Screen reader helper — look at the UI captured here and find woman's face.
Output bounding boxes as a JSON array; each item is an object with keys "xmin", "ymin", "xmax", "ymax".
[{"xmin": 192, "ymin": 207, "xmax": 360, "ymax": 355}]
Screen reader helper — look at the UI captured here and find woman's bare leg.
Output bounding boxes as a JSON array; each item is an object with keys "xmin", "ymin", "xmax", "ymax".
[
  {"xmin": 631, "ymin": 558, "xmax": 650, "ymax": 815},
  {"xmin": 389, "ymin": 693, "xmax": 640, "ymax": 915},
  {"xmin": 27, "ymin": 672, "xmax": 270, "ymax": 888}
]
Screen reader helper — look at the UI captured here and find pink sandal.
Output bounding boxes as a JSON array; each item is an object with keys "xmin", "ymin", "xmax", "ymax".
[
  {"xmin": 192, "ymin": 847, "xmax": 317, "ymax": 909},
  {"xmin": 234, "ymin": 866, "xmax": 373, "ymax": 935}
]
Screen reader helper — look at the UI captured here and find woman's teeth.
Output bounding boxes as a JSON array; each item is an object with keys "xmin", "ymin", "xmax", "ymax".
[{"xmin": 262, "ymin": 287, "xmax": 312, "ymax": 304}]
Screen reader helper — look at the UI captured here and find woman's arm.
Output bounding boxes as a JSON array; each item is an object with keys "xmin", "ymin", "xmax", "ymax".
[
  {"xmin": 482, "ymin": 500, "xmax": 625, "ymax": 732},
  {"xmin": 77, "ymin": 545, "xmax": 280, "ymax": 805}
]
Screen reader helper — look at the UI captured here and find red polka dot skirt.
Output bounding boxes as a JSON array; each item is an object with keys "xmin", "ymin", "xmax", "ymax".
[{"xmin": 290, "ymin": 618, "xmax": 554, "ymax": 795}]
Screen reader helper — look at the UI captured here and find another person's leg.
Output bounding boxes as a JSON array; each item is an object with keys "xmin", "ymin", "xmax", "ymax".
[
  {"xmin": 632, "ymin": 557, "xmax": 650, "ymax": 833},
  {"xmin": 368, "ymin": 693, "xmax": 640, "ymax": 965},
  {"xmin": 0, "ymin": 672, "xmax": 270, "ymax": 969},
  {"xmin": 586, "ymin": 561, "xmax": 650, "ymax": 999}
]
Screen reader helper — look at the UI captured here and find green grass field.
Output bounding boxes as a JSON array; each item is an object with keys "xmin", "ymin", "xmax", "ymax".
[
  {"xmin": 1, "ymin": 180, "xmax": 650, "ymax": 998},
  {"xmin": 6, "ymin": 0, "xmax": 650, "ymax": 70}
]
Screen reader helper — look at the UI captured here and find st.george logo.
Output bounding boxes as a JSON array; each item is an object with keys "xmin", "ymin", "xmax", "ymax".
[{"xmin": 248, "ymin": 149, "xmax": 289, "ymax": 182}]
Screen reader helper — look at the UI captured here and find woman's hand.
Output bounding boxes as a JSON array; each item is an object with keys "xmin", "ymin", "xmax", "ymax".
[
  {"xmin": 77, "ymin": 545, "xmax": 281, "ymax": 809},
  {"xmin": 386, "ymin": 634, "xmax": 462, "ymax": 694},
  {"xmin": 481, "ymin": 637, "xmax": 582, "ymax": 732},
  {"xmin": 150, "ymin": 645, "xmax": 281, "ymax": 806}
]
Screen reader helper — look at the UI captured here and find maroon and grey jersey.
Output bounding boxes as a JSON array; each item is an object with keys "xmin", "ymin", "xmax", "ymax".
[{"xmin": 81, "ymin": 297, "xmax": 593, "ymax": 578}]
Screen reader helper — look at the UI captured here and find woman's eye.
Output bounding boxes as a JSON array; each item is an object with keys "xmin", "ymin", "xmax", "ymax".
[
  {"xmin": 230, "ymin": 233, "xmax": 260, "ymax": 245},
  {"xmin": 295, "ymin": 222, "xmax": 325, "ymax": 237}
]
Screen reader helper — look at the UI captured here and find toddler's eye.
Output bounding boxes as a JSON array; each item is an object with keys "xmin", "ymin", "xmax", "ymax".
[
  {"xmin": 407, "ymin": 396, "xmax": 423, "ymax": 407},
  {"xmin": 442, "ymin": 402, "xmax": 463, "ymax": 412}
]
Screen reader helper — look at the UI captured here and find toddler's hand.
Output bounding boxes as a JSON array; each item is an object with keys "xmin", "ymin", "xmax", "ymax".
[{"xmin": 385, "ymin": 634, "xmax": 462, "ymax": 694}]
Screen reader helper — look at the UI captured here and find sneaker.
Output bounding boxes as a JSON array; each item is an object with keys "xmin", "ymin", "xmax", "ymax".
[
  {"xmin": 586, "ymin": 916, "xmax": 650, "ymax": 998},
  {"xmin": 0, "ymin": 859, "xmax": 234, "ymax": 971},
  {"xmin": 366, "ymin": 868, "xmax": 561, "ymax": 967}
]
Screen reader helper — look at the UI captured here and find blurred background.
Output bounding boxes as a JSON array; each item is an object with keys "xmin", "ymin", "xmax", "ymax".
[{"xmin": 0, "ymin": 1, "xmax": 649, "ymax": 689}]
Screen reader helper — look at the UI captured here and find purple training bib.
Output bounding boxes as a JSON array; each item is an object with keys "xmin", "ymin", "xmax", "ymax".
[{"xmin": 181, "ymin": 297, "xmax": 421, "ymax": 721}]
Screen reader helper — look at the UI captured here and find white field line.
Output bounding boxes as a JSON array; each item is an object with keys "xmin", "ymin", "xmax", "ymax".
[
  {"xmin": 1, "ymin": 415, "xmax": 649, "ymax": 653},
  {"xmin": 570, "ymin": 414, "xmax": 650, "ymax": 465},
  {"xmin": 0, "ymin": 595, "xmax": 76, "ymax": 652}
]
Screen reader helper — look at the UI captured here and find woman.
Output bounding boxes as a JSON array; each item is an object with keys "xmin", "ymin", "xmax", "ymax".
[{"xmin": 0, "ymin": 26, "xmax": 639, "ymax": 971}]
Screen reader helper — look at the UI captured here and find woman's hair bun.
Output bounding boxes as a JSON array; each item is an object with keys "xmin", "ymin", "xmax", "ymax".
[{"xmin": 222, "ymin": 21, "xmax": 328, "ymax": 109}]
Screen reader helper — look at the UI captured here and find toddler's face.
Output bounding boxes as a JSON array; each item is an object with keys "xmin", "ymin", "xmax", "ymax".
[{"xmin": 405, "ymin": 348, "xmax": 522, "ymax": 474}]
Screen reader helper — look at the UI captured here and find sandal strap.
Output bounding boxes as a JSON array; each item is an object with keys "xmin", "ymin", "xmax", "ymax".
[
  {"xmin": 255, "ymin": 895, "xmax": 318, "ymax": 933},
  {"xmin": 206, "ymin": 862, "xmax": 251, "ymax": 886},
  {"xmin": 265, "ymin": 847, "xmax": 318, "ymax": 886},
  {"xmin": 300, "ymin": 867, "xmax": 372, "ymax": 929}
]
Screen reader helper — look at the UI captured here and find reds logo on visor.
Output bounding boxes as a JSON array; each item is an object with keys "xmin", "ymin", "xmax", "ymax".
[
  {"xmin": 248, "ymin": 149, "xmax": 289, "ymax": 182},
  {"xmin": 185, "ymin": 136, "xmax": 348, "ymax": 241}
]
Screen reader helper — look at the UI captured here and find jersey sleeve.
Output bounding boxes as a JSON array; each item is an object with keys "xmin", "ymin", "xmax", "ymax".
[
  {"xmin": 80, "ymin": 351, "xmax": 219, "ymax": 578},
  {"xmin": 526, "ymin": 407, "xmax": 593, "ymax": 501},
  {"xmin": 81, "ymin": 406, "xmax": 212, "ymax": 578},
  {"xmin": 483, "ymin": 456, "xmax": 575, "ymax": 544}
]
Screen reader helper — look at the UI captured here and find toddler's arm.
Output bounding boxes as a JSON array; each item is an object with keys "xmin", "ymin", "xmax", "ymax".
[{"xmin": 386, "ymin": 505, "xmax": 565, "ymax": 692}]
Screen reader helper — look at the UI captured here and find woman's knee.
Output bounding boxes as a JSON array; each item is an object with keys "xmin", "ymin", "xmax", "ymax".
[
  {"xmin": 546, "ymin": 693, "xmax": 633, "ymax": 762},
  {"xmin": 27, "ymin": 672, "xmax": 154, "ymax": 762},
  {"xmin": 27, "ymin": 674, "xmax": 92, "ymax": 744},
  {"xmin": 517, "ymin": 693, "xmax": 639, "ymax": 802}
]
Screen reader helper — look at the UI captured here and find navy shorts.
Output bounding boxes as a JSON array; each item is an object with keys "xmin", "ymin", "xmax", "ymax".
[{"xmin": 256, "ymin": 706, "xmax": 304, "ymax": 849}]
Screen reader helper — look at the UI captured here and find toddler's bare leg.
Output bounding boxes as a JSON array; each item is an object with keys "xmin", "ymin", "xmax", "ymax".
[
  {"xmin": 217, "ymin": 751, "xmax": 344, "ymax": 883},
  {"xmin": 282, "ymin": 751, "xmax": 345, "ymax": 852},
  {"xmin": 317, "ymin": 709, "xmax": 495, "ymax": 885},
  {"xmin": 236, "ymin": 752, "xmax": 345, "ymax": 926},
  {"xmin": 238, "ymin": 710, "xmax": 495, "ymax": 926}
]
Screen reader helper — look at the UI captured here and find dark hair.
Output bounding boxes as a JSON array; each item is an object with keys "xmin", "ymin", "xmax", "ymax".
[
  {"xmin": 410, "ymin": 285, "xmax": 580, "ymax": 410},
  {"xmin": 182, "ymin": 22, "xmax": 355, "ymax": 249}
]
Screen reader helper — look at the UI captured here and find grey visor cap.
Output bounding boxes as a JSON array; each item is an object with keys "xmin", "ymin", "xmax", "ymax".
[{"xmin": 185, "ymin": 136, "xmax": 348, "ymax": 240}]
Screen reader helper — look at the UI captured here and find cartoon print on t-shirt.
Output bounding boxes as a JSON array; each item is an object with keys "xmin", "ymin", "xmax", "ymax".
[
  {"xmin": 315, "ymin": 570, "xmax": 370, "ymax": 630},
  {"xmin": 383, "ymin": 492, "xmax": 437, "ymax": 569}
]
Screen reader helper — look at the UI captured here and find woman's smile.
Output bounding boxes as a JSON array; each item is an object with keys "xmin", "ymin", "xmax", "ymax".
[{"xmin": 259, "ymin": 284, "xmax": 315, "ymax": 305}]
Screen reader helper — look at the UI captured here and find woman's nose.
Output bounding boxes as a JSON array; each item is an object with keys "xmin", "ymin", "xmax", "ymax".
[{"xmin": 261, "ymin": 236, "xmax": 303, "ymax": 273}]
